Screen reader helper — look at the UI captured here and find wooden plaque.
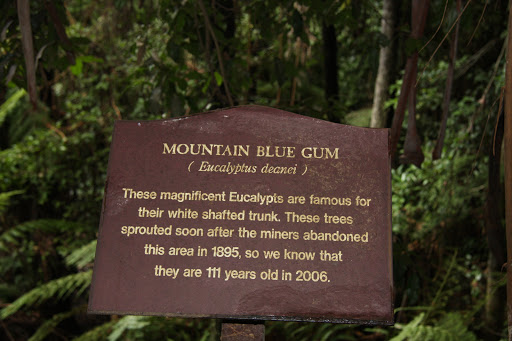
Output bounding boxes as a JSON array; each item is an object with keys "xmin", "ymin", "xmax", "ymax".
[{"xmin": 88, "ymin": 105, "xmax": 393, "ymax": 324}]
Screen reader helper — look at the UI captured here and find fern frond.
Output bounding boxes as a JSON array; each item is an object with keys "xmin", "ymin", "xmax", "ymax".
[
  {"xmin": 0, "ymin": 219, "xmax": 89, "ymax": 252},
  {"xmin": 0, "ymin": 88, "xmax": 26, "ymax": 127},
  {"xmin": 29, "ymin": 305, "xmax": 86, "ymax": 341},
  {"xmin": 0, "ymin": 190, "xmax": 24, "ymax": 215},
  {"xmin": 73, "ymin": 320, "xmax": 117, "ymax": 341},
  {"xmin": 107, "ymin": 316, "xmax": 151, "ymax": 341},
  {"xmin": 391, "ymin": 313, "xmax": 425, "ymax": 341},
  {"xmin": 65, "ymin": 240, "xmax": 97, "ymax": 269},
  {"xmin": 391, "ymin": 312, "xmax": 477, "ymax": 341},
  {"xmin": 0, "ymin": 270, "xmax": 92, "ymax": 319}
]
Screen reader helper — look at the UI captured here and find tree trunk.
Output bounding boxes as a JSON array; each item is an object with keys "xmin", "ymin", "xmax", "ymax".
[
  {"xmin": 389, "ymin": 0, "xmax": 430, "ymax": 162},
  {"xmin": 485, "ymin": 250, "xmax": 507, "ymax": 341},
  {"xmin": 322, "ymin": 22, "xmax": 340, "ymax": 123},
  {"xmin": 17, "ymin": 0, "xmax": 37, "ymax": 109},
  {"xmin": 44, "ymin": 0, "xmax": 75, "ymax": 65},
  {"xmin": 399, "ymin": 70, "xmax": 424, "ymax": 167},
  {"xmin": 505, "ymin": 1, "xmax": 512, "ymax": 339},
  {"xmin": 370, "ymin": 0, "xmax": 395, "ymax": 128},
  {"xmin": 483, "ymin": 110, "xmax": 506, "ymax": 341}
]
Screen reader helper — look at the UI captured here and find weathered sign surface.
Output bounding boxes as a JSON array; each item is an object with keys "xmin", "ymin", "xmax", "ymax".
[{"xmin": 88, "ymin": 105, "xmax": 393, "ymax": 324}]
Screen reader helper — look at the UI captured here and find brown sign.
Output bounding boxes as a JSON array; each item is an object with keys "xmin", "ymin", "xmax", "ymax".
[{"xmin": 88, "ymin": 105, "xmax": 393, "ymax": 324}]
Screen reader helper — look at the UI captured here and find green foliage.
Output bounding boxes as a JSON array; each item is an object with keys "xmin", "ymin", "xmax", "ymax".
[
  {"xmin": 74, "ymin": 320, "xmax": 118, "ymax": 341},
  {"xmin": 0, "ymin": 88, "xmax": 26, "ymax": 126},
  {"xmin": 28, "ymin": 305, "xmax": 86, "ymax": 341},
  {"xmin": 75, "ymin": 316, "xmax": 216, "ymax": 341},
  {"xmin": 0, "ymin": 270, "xmax": 92, "ymax": 319},
  {"xmin": 0, "ymin": 0, "xmax": 509, "ymax": 339},
  {"xmin": 65, "ymin": 239, "xmax": 97, "ymax": 269},
  {"xmin": 0, "ymin": 218, "xmax": 95, "ymax": 328},
  {"xmin": 108, "ymin": 316, "xmax": 152, "ymax": 341},
  {"xmin": 0, "ymin": 219, "xmax": 90, "ymax": 252},
  {"xmin": 0, "ymin": 1, "xmax": 78, "ymax": 97},
  {"xmin": 266, "ymin": 321, "xmax": 362, "ymax": 340},
  {"xmin": 0, "ymin": 190, "xmax": 23, "ymax": 215},
  {"xmin": 0, "ymin": 115, "xmax": 110, "ymax": 221},
  {"xmin": 391, "ymin": 151, "xmax": 485, "ymax": 242},
  {"xmin": 392, "ymin": 312, "xmax": 477, "ymax": 341},
  {"xmin": 69, "ymin": 55, "xmax": 104, "ymax": 76},
  {"xmin": 0, "ymin": 87, "xmax": 48, "ymax": 147}
]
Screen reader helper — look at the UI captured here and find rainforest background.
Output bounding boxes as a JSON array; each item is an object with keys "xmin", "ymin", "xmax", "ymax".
[{"xmin": 0, "ymin": 0, "xmax": 510, "ymax": 340}]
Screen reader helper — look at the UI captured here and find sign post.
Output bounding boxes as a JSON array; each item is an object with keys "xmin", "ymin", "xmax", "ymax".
[
  {"xmin": 88, "ymin": 106, "xmax": 394, "ymax": 332},
  {"xmin": 221, "ymin": 322, "xmax": 265, "ymax": 341}
]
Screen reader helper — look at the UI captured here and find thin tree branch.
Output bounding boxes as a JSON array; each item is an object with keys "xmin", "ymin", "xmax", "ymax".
[
  {"xmin": 417, "ymin": 0, "xmax": 472, "ymax": 86},
  {"xmin": 470, "ymin": 88, "xmax": 502, "ymax": 177},
  {"xmin": 467, "ymin": 39, "xmax": 505, "ymax": 132},
  {"xmin": 467, "ymin": 0, "xmax": 488, "ymax": 46},
  {"xmin": 433, "ymin": 0, "xmax": 461, "ymax": 160},
  {"xmin": 0, "ymin": 319, "xmax": 15, "ymax": 341},
  {"xmin": 419, "ymin": 0, "xmax": 449, "ymax": 54},
  {"xmin": 197, "ymin": 0, "xmax": 234, "ymax": 107}
]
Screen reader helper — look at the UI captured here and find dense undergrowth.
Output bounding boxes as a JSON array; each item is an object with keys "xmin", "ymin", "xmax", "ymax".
[{"xmin": 0, "ymin": 0, "xmax": 508, "ymax": 340}]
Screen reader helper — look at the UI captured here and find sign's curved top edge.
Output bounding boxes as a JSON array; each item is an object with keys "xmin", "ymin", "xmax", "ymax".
[{"xmin": 115, "ymin": 105, "xmax": 387, "ymax": 132}]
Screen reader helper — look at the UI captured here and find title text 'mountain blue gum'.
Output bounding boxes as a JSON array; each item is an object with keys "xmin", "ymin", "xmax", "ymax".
[{"xmin": 162, "ymin": 143, "xmax": 339, "ymax": 160}]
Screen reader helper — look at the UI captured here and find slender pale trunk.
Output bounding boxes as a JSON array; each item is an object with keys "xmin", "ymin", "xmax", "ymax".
[
  {"xmin": 17, "ymin": 0, "xmax": 37, "ymax": 109},
  {"xmin": 370, "ymin": 0, "xmax": 394, "ymax": 128}
]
